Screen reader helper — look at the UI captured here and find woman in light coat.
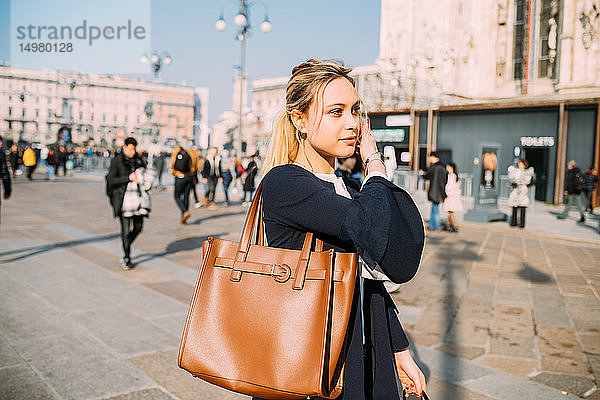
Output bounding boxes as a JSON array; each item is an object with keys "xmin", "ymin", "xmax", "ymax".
[
  {"xmin": 508, "ymin": 159, "xmax": 534, "ymax": 228},
  {"xmin": 444, "ymin": 161, "xmax": 462, "ymax": 232}
]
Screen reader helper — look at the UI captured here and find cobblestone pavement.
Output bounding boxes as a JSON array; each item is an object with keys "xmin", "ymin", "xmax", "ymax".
[{"xmin": 0, "ymin": 173, "xmax": 598, "ymax": 400}]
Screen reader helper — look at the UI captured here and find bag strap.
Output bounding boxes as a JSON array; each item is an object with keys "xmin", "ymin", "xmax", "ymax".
[{"xmin": 231, "ymin": 180, "xmax": 315, "ymax": 290}]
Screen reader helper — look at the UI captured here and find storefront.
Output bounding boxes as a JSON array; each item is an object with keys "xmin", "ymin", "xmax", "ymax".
[{"xmin": 370, "ymin": 101, "xmax": 600, "ymax": 205}]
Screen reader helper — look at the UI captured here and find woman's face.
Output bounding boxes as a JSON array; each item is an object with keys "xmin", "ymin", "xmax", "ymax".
[
  {"xmin": 518, "ymin": 160, "xmax": 525, "ymax": 169},
  {"xmin": 446, "ymin": 164, "xmax": 453, "ymax": 174},
  {"xmin": 303, "ymin": 78, "xmax": 361, "ymax": 160}
]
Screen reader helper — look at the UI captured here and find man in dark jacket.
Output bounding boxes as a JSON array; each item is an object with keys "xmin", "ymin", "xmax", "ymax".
[
  {"xmin": 106, "ymin": 137, "xmax": 146, "ymax": 269},
  {"xmin": 584, "ymin": 167, "xmax": 598, "ymax": 213},
  {"xmin": 0, "ymin": 136, "xmax": 12, "ymax": 223},
  {"xmin": 558, "ymin": 160, "xmax": 586, "ymax": 222},
  {"xmin": 201, "ymin": 147, "xmax": 222, "ymax": 209},
  {"xmin": 421, "ymin": 152, "xmax": 448, "ymax": 231}
]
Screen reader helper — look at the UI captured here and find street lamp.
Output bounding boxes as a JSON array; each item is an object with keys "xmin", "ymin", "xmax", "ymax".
[
  {"xmin": 140, "ymin": 51, "xmax": 172, "ymax": 145},
  {"xmin": 216, "ymin": 0, "xmax": 271, "ymax": 159}
]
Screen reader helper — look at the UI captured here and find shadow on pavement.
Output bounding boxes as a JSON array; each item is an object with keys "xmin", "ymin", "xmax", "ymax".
[
  {"xmin": 517, "ymin": 263, "xmax": 553, "ymax": 284},
  {"xmin": 189, "ymin": 210, "xmax": 247, "ymax": 225},
  {"xmin": 132, "ymin": 233, "xmax": 227, "ymax": 264},
  {"xmin": 0, "ymin": 233, "xmax": 120, "ymax": 263}
]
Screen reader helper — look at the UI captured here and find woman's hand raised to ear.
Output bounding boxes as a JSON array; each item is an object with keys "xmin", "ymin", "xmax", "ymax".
[{"xmin": 359, "ymin": 119, "xmax": 386, "ymax": 175}]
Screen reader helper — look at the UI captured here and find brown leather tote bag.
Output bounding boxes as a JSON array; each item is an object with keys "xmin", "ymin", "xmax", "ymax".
[{"xmin": 178, "ymin": 181, "xmax": 358, "ymax": 399}]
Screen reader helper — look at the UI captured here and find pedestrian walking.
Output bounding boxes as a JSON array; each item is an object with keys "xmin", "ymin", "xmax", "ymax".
[
  {"xmin": 444, "ymin": 161, "xmax": 462, "ymax": 232},
  {"xmin": 257, "ymin": 59, "xmax": 426, "ymax": 399},
  {"xmin": 242, "ymin": 154, "xmax": 258, "ymax": 205},
  {"xmin": 557, "ymin": 160, "xmax": 586, "ymax": 222},
  {"xmin": 23, "ymin": 145, "xmax": 37, "ymax": 181},
  {"xmin": 508, "ymin": 159, "xmax": 534, "ymax": 228},
  {"xmin": 421, "ymin": 152, "xmax": 448, "ymax": 231},
  {"xmin": 0, "ymin": 136, "xmax": 12, "ymax": 224},
  {"xmin": 106, "ymin": 137, "xmax": 154, "ymax": 270},
  {"xmin": 221, "ymin": 161, "xmax": 233, "ymax": 205},
  {"xmin": 201, "ymin": 147, "xmax": 222, "ymax": 209},
  {"xmin": 54, "ymin": 145, "xmax": 68, "ymax": 177},
  {"xmin": 584, "ymin": 166, "xmax": 598, "ymax": 213},
  {"xmin": 153, "ymin": 151, "xmax": 165, "ymax": 190},
  {"xmin": 8, "ymin": 144, "xmax": 20, "ymax": 176},
  {"xmin": 171, "ymin": 145, "xmax": 199, "ymax": 224},
  {"xmin": 40, "ymin": 145, "xmax": 56, "ymax": 181}
]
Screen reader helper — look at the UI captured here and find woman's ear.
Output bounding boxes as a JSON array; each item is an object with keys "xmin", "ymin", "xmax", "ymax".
[{"xmin": 289, "ymin": 110, "xmax": 305, "ymax": 133}]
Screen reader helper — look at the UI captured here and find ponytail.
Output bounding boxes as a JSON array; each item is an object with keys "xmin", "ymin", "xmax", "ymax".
[{"xmin": 262, "ymin": 110, "xmax": 300, "ymax": 174}]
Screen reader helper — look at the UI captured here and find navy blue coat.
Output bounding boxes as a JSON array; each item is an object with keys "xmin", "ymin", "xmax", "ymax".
[{"xmin": 255, "ymin": 164, "xmax": 425, "ymax": 400}]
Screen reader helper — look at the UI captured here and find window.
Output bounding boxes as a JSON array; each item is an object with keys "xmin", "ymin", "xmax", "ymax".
[
  {"xmin": 538, "ymin": 0, "xmax": 559, "ymax": 78},
  {"xmin": 102, "ymin": 114, "xmax": 106, "ymax": 122},
  {"xmin": 35, "ymin": 109, "xmax": 39, "ymax": 117},
  {"xmin": 91, "ymin": 113, "xmax": 94, "ymax": 121},
  {"xmin": 48, "ymin": 110, "xmax": 52, "ymax": 118},
  {"xmin": 79, "ymin": 112, "xmax": 83, "ymax": 120},
  {"xmin": 513, "ymin": 0, "xmax": 529, "ymax": 80},
  {"xmin": 8, "ymin": 107, "xmax": 11, "ymax": 116},
  {"xmin": 22, "ymin": 109, "xmax": 25, "ymax": 117}
]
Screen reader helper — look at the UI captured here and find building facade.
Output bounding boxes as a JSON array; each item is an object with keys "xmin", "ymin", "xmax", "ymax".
[
  {"xmin": 248, "ymin": 0, "xmax": 600, "ymax": 205},
  {"xmin": 0, "ymin": 65, "xmax": 209, "ymax": 151}
]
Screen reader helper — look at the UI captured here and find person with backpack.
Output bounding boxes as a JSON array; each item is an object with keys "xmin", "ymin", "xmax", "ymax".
[
  {"xmin": 557, "ymin": 160, "xmax": 586, "ymax": 222},
  {"xmin": 106, "ymin": 137, "xmax": 154, "ymax": 270},
  {"xmin": 171, "ymin": 145, "xmax": 199, "ymax": 224},
  {"xmin": 23, "ymin": 145, "xmax": 37, "ymax": 181}
]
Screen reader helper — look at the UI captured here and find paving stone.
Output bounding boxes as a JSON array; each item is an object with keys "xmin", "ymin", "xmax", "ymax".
[
  {"xmin": 446, "ymin": 319, "xmax": 489, "ymax": 346},
  {"xmin": 0, "ymin": 365, "xmax": 59, "ymax": 400},
  {"xmin": 128, "ymin": 348, "xmax": 245, "ymax": 400},
  {"xmin": 493, "ymin": 305, "xmax": 534, "ymax": 336},
  {"xmin": 88, "ymin": 282, "xmax": 187, "ymax": 319},
  {"xmin": 541, "ymin": 355, "xmax": 589, "ymax": 375},
  {"xmin": 150, "ymin": 314, "xmax": 188, "ymax": 338},
  {"xmin": 489, "ymin": 332, "xmax": 535, "ymax": 358},
  {"xmin": 533, "ymin": 306, "xmax": 572, "ymax": 327},
  {"xmin": 475, "ymin": 355, "xmax": 538, "ymax": 377},
  {"xmin": 101, "ymin": 388, "xmax": 177, "ymax": 400},
  {"xmin": 536, "ymin": 324, "xmax": 584, "ymax": 359},
  {"xmin": 0, "ymin": 336, "xmax": 23, "ymax": 368},
  {"xmin": 580, "ymin": 335, "xmax": 600, "ymax": 354},
  {"xmin": 147, "ymin": 280, "xmax": 195, "ymax": 304},
  {"xmin": 30, "ymin": 278, "xmax": 113, "ymax": 313},
  {"xmin": 424, "ymin": 376, "xmax": 495, "ymax": 400},
  {"xmin": 69, "ymin": 307, "xmax": 179, "ymax": 357},
  {"xmin": 532, "ymin": 372, "xmax": 595, "ymax": 398},
  {"xmin": 436, "ymin": 343, "xmax": 485, "ymax": 360}
]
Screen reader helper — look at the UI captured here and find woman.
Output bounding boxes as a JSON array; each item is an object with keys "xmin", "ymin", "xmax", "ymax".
[
  {"xmin": 242, "ymin": 154, "xmax": 258, "ymax": 205},
  {"xmin": 443, "ymin": 161, "xmax": 462, "ymax": 232},
  {"xmin": 508, "ymin": 159, "xmax": 534, "ymax": 228},
  {"xmin": 260, "ymin": 59, "xmax": 426, "ymax": 399},
  {"xmin": 106, "ymin": 137, "xmax": 154, "ymax": 269}
]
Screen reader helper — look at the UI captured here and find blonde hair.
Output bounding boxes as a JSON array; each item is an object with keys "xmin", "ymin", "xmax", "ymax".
[{"xmin": 262, "ymin": 59, "xmax": 358, "ymax": 174}]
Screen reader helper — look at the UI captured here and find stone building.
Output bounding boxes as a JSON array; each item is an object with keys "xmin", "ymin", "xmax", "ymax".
[
  {"xmin": 0, "ymin": 65, "xmax": 209, "ymax": 151},
  {"xmin": 247, "ymin": 0, "xmax": 600, "ymax": 205}
]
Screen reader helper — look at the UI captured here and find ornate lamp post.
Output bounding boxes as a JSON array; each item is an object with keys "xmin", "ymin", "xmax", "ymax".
[
  {"xmin": 216, "ymin": 0, "xmax": 271, "ymax": 158},
  {"xmin": 140, "ymin": 51, "xmax": 172, "ymax": 144}
]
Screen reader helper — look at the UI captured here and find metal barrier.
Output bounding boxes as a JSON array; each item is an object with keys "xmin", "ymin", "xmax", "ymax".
[
  {"xmin": 392, "ymin": 169, "xmax": 535, "ymax": 209},
  {"xmin": 72, "ymin": 154, "xmax": 113, "ymax": 172}
]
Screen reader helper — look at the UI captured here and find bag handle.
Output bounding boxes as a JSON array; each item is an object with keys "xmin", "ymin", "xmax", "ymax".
[{"xmin": 230, "ymin": 181, "xmax": 315, "ymax": 290}]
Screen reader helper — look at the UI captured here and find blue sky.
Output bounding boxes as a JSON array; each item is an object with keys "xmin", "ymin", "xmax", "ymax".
[{"xmin": 0, "ymin": 0, "xmax": 381, "ymax": 124}]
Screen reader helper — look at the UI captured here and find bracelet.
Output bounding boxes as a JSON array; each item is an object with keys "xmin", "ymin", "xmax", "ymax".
[
  {"xmin": 365, "ymin": 158, "xmax": 386, "ymax": 175},
  {"xmin": 363, "ymin": 151, "xmax": 384, "ymax": 170}
]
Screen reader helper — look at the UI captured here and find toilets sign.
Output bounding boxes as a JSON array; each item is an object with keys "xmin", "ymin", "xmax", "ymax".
[{"xmin": 520, "ymin": 136, "xmax": 555, "ymax": 147}]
